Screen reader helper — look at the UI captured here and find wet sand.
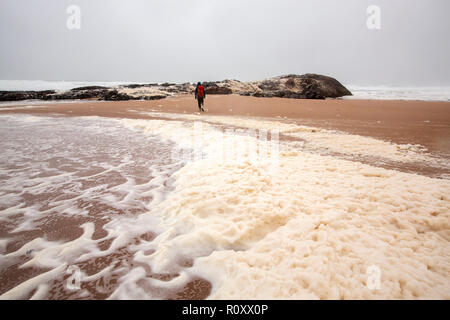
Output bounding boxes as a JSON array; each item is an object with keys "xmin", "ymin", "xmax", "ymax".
[
  {"xmin": 2, "ymin": 95, "xmax": 449, "ymax": 155},
  {"xmin": 0, "ymin": 115, "xmax": 211, "ymax": 299},
  {"xmin": 0, "ymin": 95, "xmax": 449, "ymax": 300},
  {"xmin": 2, "ymin": 95, "xmax": 449, "ymax": 179}
]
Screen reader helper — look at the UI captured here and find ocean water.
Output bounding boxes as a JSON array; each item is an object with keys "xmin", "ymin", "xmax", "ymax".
[
  {"xmin": 0, "ymin": 80, "xmax": 139, "ymax": 92},
  {"xmin": 0, "ymin": 111, "xmax": 449, "ymax": 299},
  {"xmin": 345, "ymin": 85, "xmax": 450, "ymax": 102},
  {"xmin": 1, "ymin": 80, "xmax": 450, "ymax": 102}
]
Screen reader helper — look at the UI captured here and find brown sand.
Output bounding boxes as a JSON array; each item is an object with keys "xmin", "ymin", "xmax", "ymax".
[{"xmin": 2, "ymin": 95, "xmax": 449, "ymax": 155}]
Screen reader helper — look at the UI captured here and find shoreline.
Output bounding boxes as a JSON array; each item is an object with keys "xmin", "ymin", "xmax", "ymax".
[
  {"xmin": 1, "ymin": 94, "xmax": 449, "ymax": 156},
  {"xmin": 1, "ymin": 95, "xmax": 449, "ymax": 299}
]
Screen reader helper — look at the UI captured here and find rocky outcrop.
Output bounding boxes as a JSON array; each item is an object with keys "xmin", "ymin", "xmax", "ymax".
[
  {"xmin": 47, "ymin": 88, "xmax": 110, "ymax": 100},
  {"xmin": 201, "ymin": 74, "xmax": 351, "ymax": 99},
  {"xmin": 0, "ymin": 90, "xmax": 56, "ymax": 101},
  {"xmin": 70, "ymin": 86, "xmax": 109, "ymax": 91},
  {"xmin": 204, "ymin": 84, "xmax": 233, "ymax": 95},
  {"xmin": 122, "ymin": 83, "xmax": 158, "ymax": 89},
  {"xmin": 101, "ymin": 90, "xmax": 137, "ymax": 101},
  {"xmin": 239, "ymin": 74, "xmax": 351, "ymax": 100},
  {"xmin": 0, "ymin": 74, "xmax": 351, "ymax": 102},
  {"xmin": 101, "ymin": 90, "xmax": 166, "ymax": 101},
  {"xmin": 0, "ymin": 86, "xmax": 171, "ymax": 102},
  {"xmin": 297, "ymin": 74, "xmax": 352, "ymax": 98}
]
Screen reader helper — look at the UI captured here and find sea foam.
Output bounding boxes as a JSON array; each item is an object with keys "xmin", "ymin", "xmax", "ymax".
[{"xmin": 0, "ymin": 113, "xmax": 449, "ymax": 299}]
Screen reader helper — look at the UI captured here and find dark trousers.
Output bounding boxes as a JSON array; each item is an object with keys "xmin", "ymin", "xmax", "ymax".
[{"xmin": 197, "ymin": 97, "xmax": 204, "ymax": 110}]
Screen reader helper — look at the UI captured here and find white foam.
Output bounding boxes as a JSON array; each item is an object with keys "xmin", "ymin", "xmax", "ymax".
[
  {"xmin": 344, "ymin": 85, "xmax": 450, "ymax": 102},
  {"xmin": 0, "ymin": 114, "xmax": 186, "ymax": 298},
  {"xmin": 115, "ymin": 114, "xmax": 450, "ymax": 299},
  {"xmin": 184, "ymin": 156, "xmax": 450, "ymax": 299},
  {"xmin": 0, "ymin": 105, "xmax": 40, "ymax": 111},
  {"xmin": 0, "ymin": 239, "xmax": 9, "ymax": 254},
  {"xmin": 135, "ymin": 111, "xmax": 442, "ymax": 165},
  {"xmin": 0, "ymin": 113, "xmax": 449, "ymax": 299},
  {"xmin": 0, "ymin": 264, "xmax": 68, "ymax": 300}
]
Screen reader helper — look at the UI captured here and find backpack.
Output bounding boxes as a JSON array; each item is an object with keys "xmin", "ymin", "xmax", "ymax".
[{"xmin": 197, "ymin": 85, "xmax": 204, "ymax": 98}]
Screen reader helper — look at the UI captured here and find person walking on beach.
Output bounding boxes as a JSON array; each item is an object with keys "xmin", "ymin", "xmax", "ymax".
[{"xmin": 195, "ymin": 82, "xmax": 206, "ymax": 112}]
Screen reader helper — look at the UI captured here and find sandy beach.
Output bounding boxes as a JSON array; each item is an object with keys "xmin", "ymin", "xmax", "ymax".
[
  {"xmin": 0, "ymin": 96, "xmax": 449, "ymax": 299},
  {"xmin": 2, "ymin": 95, "xmax": 449, "ymax": 154}
]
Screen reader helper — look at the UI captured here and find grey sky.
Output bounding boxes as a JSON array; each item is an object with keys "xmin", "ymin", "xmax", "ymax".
[{"xmin": 0, "ymin": 0, "xmax": 449, "ymax": 85}]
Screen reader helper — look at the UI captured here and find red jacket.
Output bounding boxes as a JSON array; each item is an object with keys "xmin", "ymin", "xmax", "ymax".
[{"xmin": 195, "ymin": 85, "xmax": 205, "ymax": 99}]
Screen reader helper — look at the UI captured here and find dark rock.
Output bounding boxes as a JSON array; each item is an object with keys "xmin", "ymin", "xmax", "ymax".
[
  {"xmin": 298, "ymin": 73, "xmax": 351, "ymax": 98},
  {"xmin": 202, "ymin": 81, "xmax": 219, "ymax": 88},
  {"xmin": 288, "ymin": 93, "xmax": 306, "ymax": 99},
  {"xmin": 160, "ymin": 82, "xmax": 176, "ymax": 87},
  {"xmin": 36, "ymin": 90, "xmax": 57, "ymax": 99},
  {"xmin": 248, "ymin": 73, "xmax": 351, "ymax": 100},
  {"xmin": 178, "ymin": 83, "xmax": 194, "ymax": 91},
  {"xmin": 101, "ymin": 90, "xmax": 137, "ymax": 101},
  {"xmin": 285, "ymin": 78, "xmax": 296, "ymax": 88},
  {"xmin": 100, "ymin": 90, "xmax": 166, "ymax": 101},
  {"xmin": 258, "ymin": 80, "xmax": 281, "ymax": 91},
  {"xmin": 48, "ymin": 89, "xmax": 109, "ymax": 100},
  {"xmin": 252, "ymin": 92, "xmax": 267, "ymax": 98},
  {"xmin": 70, "ymin": 86, "xmax": 109, "ymax": 91},
  {"xmin": 142, "ymin": 95, "xmax": 167, "ymax": 100},
  {"xmin": 297, "ymin": 83, "xmax": 325, "ymax": 100},
  {"xmin": 205, "ymin": 86, "xmax": 232, "ymax": 95},
  {"xmin": 122, "ymin": 84, "xmax": 146, "ymax": 89},
  {"xmin": 122, "ymin": 83, "xmax": 160, "ymax": 89},
  {"xmin": 272, "ymin": 90, "xmax": 286, "ymax": 98},
  {"xmin": 0, "ymin": 90, "xmax": 56, "ymax": 101},
  {"xmin": 280, "ymin": 74, "xmax": 302, "ymax": 79}
]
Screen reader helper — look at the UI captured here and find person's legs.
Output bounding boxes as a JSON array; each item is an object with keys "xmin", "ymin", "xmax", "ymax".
[{"xmin": 198, "ymin": 98, "xmax": 204, "ymax": 111}]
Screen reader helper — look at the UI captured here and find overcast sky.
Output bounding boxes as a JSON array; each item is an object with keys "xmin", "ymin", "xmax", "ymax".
[{"xmin": 0, "ymin": 0, "xmax": 449, "ymax": 85}]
